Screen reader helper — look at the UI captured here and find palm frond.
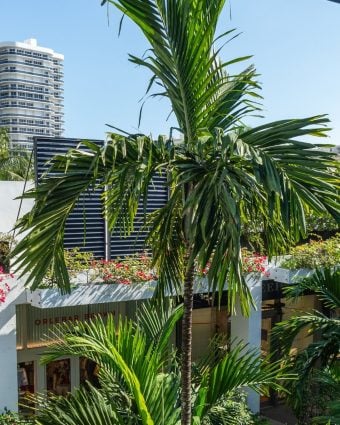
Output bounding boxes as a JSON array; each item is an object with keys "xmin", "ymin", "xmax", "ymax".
[
  {"xmin": 271, "ymin": 311, "xmax": 340, "ymax": 357},
  {"xmin": 108, "ymin": 0, "xmax": 258, "ymax": 140},
  {"xmin": 284, "ymin": 267, "xmax": 340, "ymax": 310},
  {"xmin": 194, "ymin": 343, "xmax": 293, "ymax": 418},
  {"xmin": 136, "ymin": 299, "xmax": 183, "ymax": 354},
  {"xmin": 30, "ymin": 385, "xmax": 125, "ymax": 425},
  {"xmin": 11, "ymin": 142, "xmax": 104, "ymax": 292},
  {"xmin": 102, "ymin": 134, "xmax": 170, "ymax": 235},
  {"xmin": 238, "ymin": 116, "xmax": 340, "ymax": 241},
  {"xmin": 41, "ymin": 313, "xmax": 180, "ymax": 425}
]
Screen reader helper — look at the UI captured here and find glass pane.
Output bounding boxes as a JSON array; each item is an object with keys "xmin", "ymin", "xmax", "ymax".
[
  {"xmin": 18, "ymin": 361, "xmax": 34, "ymax": 414},
  {"xmin": 46, "ymin": 359, "xmax": 71, "ymax": 396},
  {"xmin": 79, "ymin": 357, "xmax": 100, "ymax": 388}
]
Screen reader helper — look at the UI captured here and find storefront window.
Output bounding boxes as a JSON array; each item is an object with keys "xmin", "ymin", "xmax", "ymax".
[
  {"xmin": 46, "ymin": 359, "xmax": 71, "ymax": 396},
  {"xmin": 18, "ymin": 361, "xmax": 34, "ymax": 414},
  {"xmin": 79, "ymin": 357, "xmax": 100, "ymax": 388}
]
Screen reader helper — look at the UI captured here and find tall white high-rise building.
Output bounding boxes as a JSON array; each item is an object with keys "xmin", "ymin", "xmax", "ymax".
[{"xmin": 0, "ymin": 38, "xmax": 64, "ymax": 150}]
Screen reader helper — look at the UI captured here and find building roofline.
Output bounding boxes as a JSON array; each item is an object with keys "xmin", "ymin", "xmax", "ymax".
[{"xmin": 0, "ymin": 39, "xmax": 63, "ymax": 60}]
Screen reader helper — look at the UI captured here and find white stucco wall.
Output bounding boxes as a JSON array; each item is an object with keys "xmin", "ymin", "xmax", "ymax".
[
  {"xmin": 0, "ymin": 181, "xmax": 34, "ymax": 412},
  {"xmin": 0, "ymin": 181, "xmax": 34, "ymax": 235},
  {"xmin": 230, "ymin": 276, "xmax": 262, "ymax": 413},
  {"xmin": 0, "ymin": 278, "xmax": 27, "ymax": 412}
]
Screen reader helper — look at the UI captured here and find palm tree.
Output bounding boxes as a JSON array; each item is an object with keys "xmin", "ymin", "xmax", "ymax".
[
  {"xmin": 12, "ymin": 1, "xmax": 339, "ymax": 423},
  {"xmin": 0, "ymin": 127, "xmax": 34, "ymax": 181},
  {"xmin": 271, "ymin": 267, "xmax": 340, "ymax": 423},
  {"xmin": 28, "ymin": 302, "xmax": 290, "ymax": 425}
]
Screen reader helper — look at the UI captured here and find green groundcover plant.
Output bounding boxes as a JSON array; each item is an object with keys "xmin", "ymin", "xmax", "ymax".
[
  {"xmin": 271, "ymin": 267, "xmax": 340, "ymax": 425},
  {"xmin": 280, "ymin": 234, "xmax": 340, "ymax": 270},
  {"xmin": 0, "ymin": 409, "xmax": 34, "ymax": 425}
]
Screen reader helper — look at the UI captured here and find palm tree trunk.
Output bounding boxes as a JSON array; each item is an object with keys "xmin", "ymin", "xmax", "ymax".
[{"xmin": 181, "ymin": 261, "xmax": 195, "ymax": 425}]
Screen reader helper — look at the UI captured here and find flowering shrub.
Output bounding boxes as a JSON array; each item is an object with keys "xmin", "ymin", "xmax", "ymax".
[
  {"xmin": 241, "ymin": 250, "xmax": 268, "ymax": 275},
  {"xmin": 197, "ymin": 250, "xmax": 269, "ymax": 278},
  {"xmin": 42, "ymin": 248, "xmax": 271, "ymax": 288},
  {"xmin": 91, "ymin": 253, "xmax": 157, "ymax": 285},
  {"xmin": 281, "ymin": 234, "xmax": 340, "ymax": 270},
  {"xmin": 0, "ymin": 265, "xmax": 13, "ymax": 304}
]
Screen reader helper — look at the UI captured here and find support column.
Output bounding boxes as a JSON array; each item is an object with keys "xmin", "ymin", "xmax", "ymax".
[
  {"xmin": 0, "ymin": 278, "xmax": 26, "ymax": 413},
  {"xmin": 230, "ymin": 275, "xmax": 262, "ymax": 413}
]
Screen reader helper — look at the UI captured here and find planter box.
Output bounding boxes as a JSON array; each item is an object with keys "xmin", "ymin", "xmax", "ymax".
[
  {"xmin": 267, "ymin": 267, "xmax": 313, "ymax": 284},
  {"xmin": 27, "ymin": 281, "xmax": 158, "ymax": 308},
  {"xmin": 26, "ymin": 278, "xmax": 223, "ymax": 309}
]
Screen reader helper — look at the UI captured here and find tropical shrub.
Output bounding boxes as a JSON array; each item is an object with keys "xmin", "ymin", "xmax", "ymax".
[
  {"xmin": 0, "ymin": 233, "xmax": 13, "ymax": 272},
  {"xmin": 280, "ymin": 234, "xmax": 340, "ymax": 270},
  {"xmin": 271, "ymin": 267, "xmax": 340, "ymax": 424},
  {"xmin": 311, "ymin": 365, "xmax": 340, "ymax": 425},
  {"xmin": 0, "ymin": 409, "xmax": 34, "ymax": 424},
  {"xmin": 201, "ymin": 392, "xmax": 269, "ymax": 425},
  {"xmin": 25, "ymin": 302, "xmax": 291, "ymax": 425}
]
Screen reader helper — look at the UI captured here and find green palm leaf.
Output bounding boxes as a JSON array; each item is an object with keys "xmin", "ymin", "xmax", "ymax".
[
  {"xmin": 31, "ymin": 385, "xmax": 125, "ymax": 425},
  {"xmin": 194, "ymin": 343, "xmax": 292, "ymax": 419},
  {"xmin": 284, "ymin": 267, "xmax": 340, "ymax": 310},
  {"xmin": 41, "ymin": 307, "xmax": 181, "ymax": 425}
]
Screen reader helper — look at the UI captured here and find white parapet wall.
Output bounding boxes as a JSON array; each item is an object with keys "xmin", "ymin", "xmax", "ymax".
[{"xmin": 0, "ymin": 181, "xmax": 34, "ymax": 235}]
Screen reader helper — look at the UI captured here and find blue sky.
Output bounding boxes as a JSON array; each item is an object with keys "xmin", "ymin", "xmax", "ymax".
[{"xmin": 1, "ymin": 0, "xmax": 340, "ymax": 145}]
